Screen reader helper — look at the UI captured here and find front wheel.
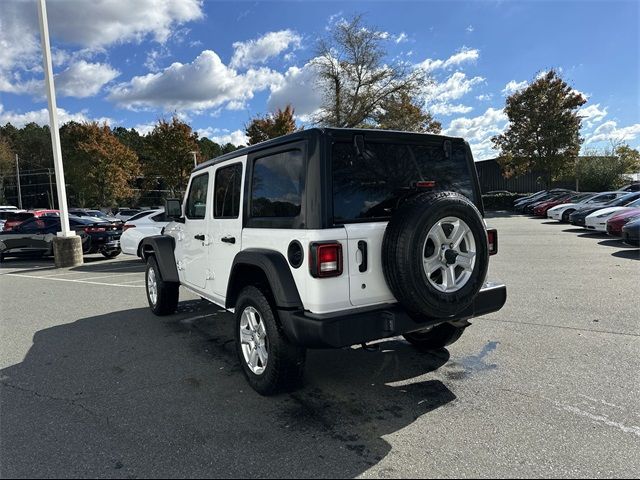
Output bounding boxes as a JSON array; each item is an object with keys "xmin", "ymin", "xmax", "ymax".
[
  {"xmin": 145, "ymin": 256, "xmax": 179, "ymax": 315},
  {"xmin": 235, "ymin": 286, "xmax": 306, "ymax": 395},
  {"xmin": 403, "ymin": 322, "xmax": 466, "ymax": 350},
  {"xmin": 561, "ymin": 209, "xmax": 574, "ymax": 223}
]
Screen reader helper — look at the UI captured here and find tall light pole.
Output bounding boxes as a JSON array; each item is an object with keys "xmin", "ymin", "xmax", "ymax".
[
  {"xmin": 15, "ymin": 154, "xmax": 22, "ymax": 209},
  {"xmin": 37, "ymin": 0, "xmax": 82, "ymax": 266},
  {"xmin": 190, "ymin": 151, "xmax": 198, "ymax": 168}
]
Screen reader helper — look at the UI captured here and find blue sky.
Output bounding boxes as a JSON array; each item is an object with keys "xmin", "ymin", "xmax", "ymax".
[{"xmin": 0, "ymin": 0, "xmax": 638, "ymax": 160}]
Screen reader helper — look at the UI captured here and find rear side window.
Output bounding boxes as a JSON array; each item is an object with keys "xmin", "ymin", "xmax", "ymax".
[
  {"xmin": 186, "ymin": 173, "xmax": 210, "ymax": 219},
  {"xmin": 214, "ymin": 163, "xmax": 242, "ymax": 218},
  {"xmin": 151, "ymin": 212, "xmax": 168, "ymax": 222},
  {"xmin": 251, "ymin": 150, "xmax": 303, "ymax": 218},
  {"xmin": 127, "ymin": 211, "xmax": 153, "ymax": 222},
  {"xmin": 331, "ymin": 140, "xmax": 475, "ymax": 223}
]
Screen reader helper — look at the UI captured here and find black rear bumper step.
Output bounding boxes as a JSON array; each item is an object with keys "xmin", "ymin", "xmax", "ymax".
[{"xmin": 278, "ymin": 282, "xmax": 507, "ymax": 348}]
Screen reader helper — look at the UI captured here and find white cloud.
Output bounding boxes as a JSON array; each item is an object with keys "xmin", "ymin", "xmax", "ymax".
[
  {"xmin": 579, "ymin": 104, "xmax": 608, "ymax": 128},
  {"xmin": 585, "ymin": 121, "xmax": 640, "ymax": 145},
  {"xmin": 502, "ymin": 80, "xmax": 528, "ymax": 96},
  {"xmin": 199, "ymin": 128, "xmax": 248, "ymax": 146},
  {"xmin": 476, "ymin": 94, "xmax": 492, "ymax": 101},
  {"xmin": 133, "ymin": 123, "xmax": 156, "ymax": 136},
  {"xmin": 395, "ymin": 32, "xmax": 408, "ymax": 44},
  {"xmin": 2, "ymin": 61, "xmax": 120, "ymax": 98},
  {"xmin": 417, "ymin": 47, "xmax": 480, "ymax": 72},
  {"xmin": 230, "ymin": 30, "xmax": 302, "ymax": 69},
  {"xmin": 444, "ymin": 107, "xmax": 508, "ymax": 160},
  {"xmin": 423, "ymin": 72, "xmax": 484, "ymax": 104},
  {"xmin": 429, "ymin": 103, "xmax": 473, "ymax": 116},
  {"xmin": 466, "ymin": 25, "xmax": 474, "ymax": 33},
  {"xmin": 108, "ymin": 50, "xmax": 282, "ymax": 111},
  {"xmin": 0, "ymin": 0, "xmax": 203, "ymax": 95},
  {"xmin": 267, "ymin": 61, "xmax": 323, "ymax": 122},
  {"xmin": 0, "ymin": 104, "xmax": 112, "ymax": 128}
]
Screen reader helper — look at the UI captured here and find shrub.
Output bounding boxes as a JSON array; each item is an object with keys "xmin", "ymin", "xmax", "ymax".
[{"xmin": 482, "ymin": 192, "xmax": 530, "ymax": 210}]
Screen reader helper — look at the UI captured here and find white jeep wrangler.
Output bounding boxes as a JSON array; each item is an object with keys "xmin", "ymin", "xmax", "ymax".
[{"xmin": 141, "ymin": 128, "xmax": 506, "ymax": 395}]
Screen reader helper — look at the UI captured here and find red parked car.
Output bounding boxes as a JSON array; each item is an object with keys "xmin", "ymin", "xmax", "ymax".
[
  {"xmin": 606, "ymin": 208, "xmax": 640, "ymax": 236},
  {"xmin": 533, "ymin": 193, "xmax": 581, "ymax": 217},
  {"xmin": 2, "ymin": 209, "xmax": 59, "ymax": 232}
]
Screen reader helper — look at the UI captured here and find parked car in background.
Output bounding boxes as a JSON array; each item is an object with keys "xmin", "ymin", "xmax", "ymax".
[
  {"xmin": 546, "ymin": 193, "xmax": 604, "ymax": 222},
  {"xmin": 0, "ymin": 209, "xmax": 26, "ymax": 232},
  {"xmin": 1, "ymin": 209, "xmax": 59, "ymax": 232},
  {"xmin": 523, "ymin": 191, "xmax": 575, "ymax": 214},
  {"xmin": 120, "ymin": 209, "xmax": 169, "ymax": 257},
  {"xmin": 619, "ymin": 182, "xmax": 640, "ymax": 192},
  {"xmin": 533, "ymin": 192, "xmax": 587, "ymax": 217},
  {"xmin": 621, "ymin": 218, "xmax": 640, "ymax": 246},
  {"xmin": 606, "ymin": 208, "xmax": 640, "ymax": 236},
  {"xmin": 114, "ymin": 208, "xmax": 142, "ymax": 221},
  {"xmin": 0, "ymin": 206, "xmax": 19, "ymax": 211},
  {"xmin": 515, "ymin": 189, "xmax": 572, "ymax": 213},
  {"xmin": 0, "ymin": 216, "xmax": 89, "ymax": 260},
  {"xmin": 570, "ymin": 192, "xmax": 640, "ymax": 227},
  {"xmin": 585, "ymin": 198, "xmax": 640, "ymax": 232},
  {"xmin": 69, "ymin": 208, "xmax": 120, "ymax": 223}
]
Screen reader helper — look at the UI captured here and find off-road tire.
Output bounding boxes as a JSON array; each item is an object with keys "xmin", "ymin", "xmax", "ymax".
[
  {"xmin": 404, "ymin": 322, "xmax": 466, "ymax": 350},
  {"xmin": 235, "ymin": 285, "xmax": 306, "ymax": 396},
  {"xmin": 145, "ymin": 256, "xmax": 179, "ymax": 315},
  {"xmin": 382, "ymin": 191, "xmax": 489, "ymax": 318}
]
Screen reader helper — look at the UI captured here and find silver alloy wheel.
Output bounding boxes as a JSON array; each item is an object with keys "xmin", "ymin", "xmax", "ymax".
[
  {"xmin": 239, "ymin": 306, "xmax": 269, "ymax": 376},
  {"xmin": 147, "ymin": 267, "xmax": 158, "ymax": 306},
  {"xmin": 422, "ymin": 216, "xmax": 477, "ymax": 293}
]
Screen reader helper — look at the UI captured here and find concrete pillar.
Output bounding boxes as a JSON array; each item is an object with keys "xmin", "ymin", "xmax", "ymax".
[{"xmin": 52, "ymin": 236, "xmax": 83, "ymax": 267}]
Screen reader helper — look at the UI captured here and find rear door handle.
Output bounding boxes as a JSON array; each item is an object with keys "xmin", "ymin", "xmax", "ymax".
[
  {"xmin": 221, "ymin": 236, "xmax": 236, "ymax": 244},
  {"xmin": 194, "ymin": 234, "xmax": 205, "ymax": 241}
]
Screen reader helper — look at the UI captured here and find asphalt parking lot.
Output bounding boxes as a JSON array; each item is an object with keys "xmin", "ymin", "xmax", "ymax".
[{"xmin": 1, "ymin": 213, "xmax": 639, "ymax": 478}]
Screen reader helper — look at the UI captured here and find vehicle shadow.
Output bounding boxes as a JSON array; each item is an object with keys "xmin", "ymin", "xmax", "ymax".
[
  {"xmin": 611, "ymin": 249, "xmax": 640, "ymax": 260},
  {"xmin": 562, "ymin": 228, "xmax": 589, "ymax": 233},
  {"xmin": 0, "ymin": 256, "xmax": 143, "ymax": 276},
  {"xmin": 0, "ymin": 301, "xmax": 456, "ymax": 478},
  {"xmin": 484, "ymin": 210, "xmax": 519, "ymax": 219},
  {"xmin": 598, "ymin": 239, "xmax": 635, "ymax": 249}
]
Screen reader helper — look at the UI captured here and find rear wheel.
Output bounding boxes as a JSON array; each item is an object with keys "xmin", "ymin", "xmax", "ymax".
[
  {"xmin": 102, "ymin": 249, "xmax": 121, "ymax": 259},
  {"xmin": 235, "ymin": 286, "xmax": 306, "ymax": 395},
  {"xmin": 403, "ymin": 322, "xmax": 466, "ymax": 350},
  {"xmin": 145, "ymin": 256, "xmax": 179, "ymax": 315}
]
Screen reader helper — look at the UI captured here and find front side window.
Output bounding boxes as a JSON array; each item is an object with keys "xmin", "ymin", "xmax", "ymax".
[
  {"xmin": 214, "ymin": 163, "xmax": 243, "ymax": 218},
  {"xmin": 251, "ymin": 150, "xmax": 303, "ymax": 218},
  {"xmin": 186, "ymin": 173, "xmax": 210, "ymax": 219}
]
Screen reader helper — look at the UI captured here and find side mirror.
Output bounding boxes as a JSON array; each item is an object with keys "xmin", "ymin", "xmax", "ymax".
[{"xmin": 165, "ymin": 199, "xmax": 184, "ymax": 222}]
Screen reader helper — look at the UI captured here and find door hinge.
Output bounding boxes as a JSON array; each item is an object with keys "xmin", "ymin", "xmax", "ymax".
[{"xmin": 176, "ymin": 260, "xmax": 184, "ymax": 271}]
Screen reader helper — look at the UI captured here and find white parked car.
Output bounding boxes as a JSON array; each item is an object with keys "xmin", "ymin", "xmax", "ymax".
[
  {"xmin": 585, "ymin": 198, "xmax": 640, "ymax": 232},
  {"xmin": 114, "ymin": 208, "xmax": 143, "ymax": 222},
  {"xmin": 120, "ymin": 209, "xmax": 169, "ymax": 257},
  {"xmin": 547, "ymin": 192, "xmax": 619, "ymax": 222}
]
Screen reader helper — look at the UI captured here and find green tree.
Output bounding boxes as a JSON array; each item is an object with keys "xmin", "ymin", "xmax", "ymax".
[
  {"xmin": 62, "ymin": 122, "xmax": 140, "ymax": 207},
  {"xmin": 198, "ymin": 137, "xmax": 223, "ymax": 160},
  {"xmin": 144, "ymin": 117, "xmax": 200, "ymax": 196},
  {"xmin": 0, "ymin": 133, "xmax": 15, "ymax": 203},
  {"xmin": 492, "ymin": 70, "xmax": 587, "ymax": 186},
  {"xmin": 246, "ymin": 105, "xmax": 298, "ymax": 145},
  {"xmin": 375, "ymin": 92, "xmax": 441, "ymax": 133},
  {"xmin": 314, "ymin": 14, "xmax": 425, "ymax": 128},
  {"xmin": 576, "ymin": 145, "xmax": 640, "ymax": 191}
]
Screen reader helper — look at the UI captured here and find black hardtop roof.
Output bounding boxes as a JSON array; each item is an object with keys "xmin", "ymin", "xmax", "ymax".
[{"xmin": 193, "ymin": 127, "xmax": 466, "ymax": 173}]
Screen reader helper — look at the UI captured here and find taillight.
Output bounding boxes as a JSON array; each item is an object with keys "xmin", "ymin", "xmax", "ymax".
[
  {"xmin": 123, "ymin": 224, "xmax": 135, "ymax": 231},
  {"xmin": 487, "ymin": 229, "xmax": 498, "ymax": 255},
  {"xmin": 84, "ymin": 226, "xmax": 107, "ymax": 233},
  {"xmin": 415, "ymin": 180, "xmax": 436, "ymax": 188},
  {"xmin": 309, "ymin": 242, "xmax": 343, "ymax": 278}
]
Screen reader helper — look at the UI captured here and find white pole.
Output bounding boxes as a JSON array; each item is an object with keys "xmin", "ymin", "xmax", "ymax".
[
  {"xmin": 15, "ymin": 154, "xmax": 22, "ymax": 209},
  {"xmin": 190, "ymin": 151, "xmax": 197, "ymax": 168},
  {"xmin": 37, "ymin": 0, "xmax": 73, "ymax": 237}
]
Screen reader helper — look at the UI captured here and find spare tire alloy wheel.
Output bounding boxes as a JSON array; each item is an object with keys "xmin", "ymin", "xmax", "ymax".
[
  {"xmin": 382, "ymin": 191, "xmax": 489, "ymax": 318},
  {"xmin": 239, "ymin": 306, "xmax": 269, "ymax": 376},
  {"xmin": 423, "ymin": 216, "xmax": 476, "ymax": 293}
]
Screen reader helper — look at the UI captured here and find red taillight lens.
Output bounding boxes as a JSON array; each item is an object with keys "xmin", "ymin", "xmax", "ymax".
[
  {"xmin": 487, "ymin": 229, "xmax": 498, "ymax": 255},
  {"xmin": 310, "ymin": 242, "xmax": 343, "ymax": 278},
  {"xmin": 84, "ymin": 226, "xmax": 107, "ymax": 233},
  {"xmin": 123, "ymin": 224, "xmax": 135, "ymax": 231},
  {"xmin": 415, "ymin": 180, "xmax": 436, "ymax": 188}
]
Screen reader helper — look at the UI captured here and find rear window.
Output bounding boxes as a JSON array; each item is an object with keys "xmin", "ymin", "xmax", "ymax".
[
  {"xmin": 7, "ymin": 212, "xmax": 34, "ymax": 221},
  {"xmin": 127, "ymin": 211, "xmax": 153, "ymax": 222},
  {"xmin": 331, "ymin": 140, "xmax": 475, "ymax": 223}
]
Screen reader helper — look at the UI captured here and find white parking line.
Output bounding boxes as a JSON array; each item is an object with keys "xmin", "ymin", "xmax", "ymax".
[
  {"xmin": 35, "ymin": 265, "xmax": 145, "ymax": 277},
  {"xmin": 5, "ymin": 273, "xmax": 145, "ymax": 288},
  {"xmin": 69, "ymin": 272, "xmax": 142, "ymax": 281}
]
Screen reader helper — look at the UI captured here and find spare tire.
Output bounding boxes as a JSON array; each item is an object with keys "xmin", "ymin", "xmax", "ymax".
[{"xmin": 382, "ymin": 191, "xmax": 489, "ymax": 318}]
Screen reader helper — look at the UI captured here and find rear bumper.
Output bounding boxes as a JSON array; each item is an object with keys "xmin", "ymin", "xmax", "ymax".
[{"xmin": 279, "ymin": 282, "xmax": 507, "ymax": 348}]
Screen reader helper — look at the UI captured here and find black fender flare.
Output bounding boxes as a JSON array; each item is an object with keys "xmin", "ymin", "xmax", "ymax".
[
  {"xmin": 140, "ymin": 235, "xmax": 180, "ymax": 283},
  {"xmin": 226, "ymin": 248, "xmax": 302, "ymax": 309}
]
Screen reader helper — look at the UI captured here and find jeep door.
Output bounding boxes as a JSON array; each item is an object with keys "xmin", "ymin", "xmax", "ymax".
[
  {"xmin": 208, "ymin": 159, "xmax": 244, "ymax": 299},
  {"xmin": 182, "ymin": 170, "xmax": 211, "ymax": 289}
]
